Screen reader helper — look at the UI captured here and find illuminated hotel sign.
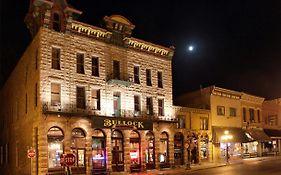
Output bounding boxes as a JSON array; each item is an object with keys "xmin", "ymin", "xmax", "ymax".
[{"xmin": 92, "ymin": 116, "xmax": 153, "ymax": 130}]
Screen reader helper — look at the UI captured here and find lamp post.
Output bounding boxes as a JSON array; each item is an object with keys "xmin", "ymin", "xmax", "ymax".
[{"xmin": 221, "ymin": 130, "xmax": 233, "ymax": 164}]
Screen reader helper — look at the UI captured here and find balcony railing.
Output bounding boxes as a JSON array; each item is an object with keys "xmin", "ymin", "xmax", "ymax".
[
  {"xmin": 42, "ymin": 102, "xmax": 177, "ymax": 122},
  {"xmin": 106, "ymin": 73, "xmax": 133, "ymax": 87}
]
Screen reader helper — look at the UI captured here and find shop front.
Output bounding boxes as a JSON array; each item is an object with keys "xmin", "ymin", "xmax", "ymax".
[
  {"xmin": 92, "ymin": 129, "xmax": 107, "ymax": 174},
  {"xmin": 264, "ymin": 129, "xmax": 281, "ymax": 156},
  {"xmin": 174, "ymin": 132, "xmax": 184, "ymax": 165},
  {"xmin": 160, "ymin": 132, "xmax": 170, "ymax": 168},
  {"xmin": 145, "ymin": 131, "xmax": 155, "ymax": 169},
  {"xmin": 199, "ymin": 134, "xmax": 209, "ymax": 161}
]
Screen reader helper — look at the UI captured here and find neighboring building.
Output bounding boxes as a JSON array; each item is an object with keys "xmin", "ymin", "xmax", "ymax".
[
  {"xmin": 175, "ymin": 86, "xmax": 250, "ymax": 162},
  {"xmin": 241, "ymin": 93, "xmax": 270, "ymax": 157},
  {"xmin": 262, "ymin": 98, "xmax": 281, "ymax": 155},
  {"xmin": 173, "ymin": 106, "xmax": 211, "ymax": 164},
  {"xmin": 0, "ymin": 1, "xmax": 177, "ymax": 175}
]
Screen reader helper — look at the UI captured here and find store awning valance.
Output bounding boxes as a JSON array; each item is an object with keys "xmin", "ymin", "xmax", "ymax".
[
  {"xmin": 212, "ymin": 126, "xmax": 251, "ymax": 143},
  {"xmin": 264, "ymin": 129, "xmax": 281, "ymax": 138},
  {"xmin": 246, "ymin": 129, "xmax": 271, "ymax": 142}
]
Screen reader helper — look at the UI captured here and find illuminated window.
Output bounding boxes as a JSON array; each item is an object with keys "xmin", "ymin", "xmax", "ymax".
[
  {"xmin": 77, "ymin": 53, "xmax": 85, "ymax": 74},
  {"xmin": 111, "ymin": 130, "xmax": 124, "ymax": 172},
  {"xmin": 92, "ymin": 129, "xmax": 106, "ymax": 170},
  {"xmin": 51, "ymin": 83, "xmax": 61, "ymax": 106},
  {"xmin": 217, "ymin": 106, "xmax": 225, "ymax": 116},
  {"xmin": 77, "ymin": 87, "xmax": 85, "ymax": 109},
  {"xmin": 200, "ymin": 117, "xmax": 208, "ymax": 130},
  {"xmin": 145, "ymin": 131, "xmax": 155, "ymax": 169},
  {"xmin": 158, "ymin": 99, "xmax": 164, "ymax": 116},
  {"xmin": 160, "ymin": 132, "xmax": 169, "ymax": 167},
  {"xmin": 71, "ymin": 128, "xmax": 86, "ymax": 168},
  {"xmin": 51, "ymin": 48, "xmax": 60, "ymax": 70},
  {"xmin": 92, "ymin": 57, "xmax": 99, "ymax": 77},
  {"xmin": 157, "ymin": 71, "xmax": 163, "ymax": 88},
  {"xmin": 134, "ymin": 66, "xmax": 140, "ymax": 84},
  {"xmin": 92, "ymin": 89, "xmax": 100, "ymax": 110},
  {"xmin": 229, "ymin": 107, "xmax": 237, "ymax": 117},
  {"xmin": 146, "ymin": 97, "xmax": 153, "ymax": 115},
  {"xmin": 130, "ymin": 131, "xmax": 141, "ymax": 169},
  {"xmin": 47, "ymin": 127, "xmax": 64, "ymax": 169},
  {"xmin": 146, "ymin": 69, "xmax": 152, "ymax": 86}
]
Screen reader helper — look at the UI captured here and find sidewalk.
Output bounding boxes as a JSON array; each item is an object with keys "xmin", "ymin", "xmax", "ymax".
[{"xmin": 130, "ymin": 156, "xmax": 281, "ymax": 175}]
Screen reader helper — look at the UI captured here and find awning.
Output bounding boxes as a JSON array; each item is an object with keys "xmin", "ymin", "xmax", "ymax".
[
  {"xmin": 212, "ymin": 126, "xmax": 251, "ymax": 143},
  {"xmin": 246, "ymin": 129, "xmax": 271, "ymax": 142},
  {"xmin": 264, "ymin": 129, "xmax": 281, "ymax": 138}
]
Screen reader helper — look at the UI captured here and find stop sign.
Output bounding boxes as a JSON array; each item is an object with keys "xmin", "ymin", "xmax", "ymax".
[{"xmin": 64, "ymin": 153, "xmax": 76, "ymax": 166}]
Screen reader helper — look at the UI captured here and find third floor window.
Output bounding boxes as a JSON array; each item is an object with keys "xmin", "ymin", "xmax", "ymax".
[
  {"xmin": 243, "ymin": 107, "xmax": 246, "ymax": 122},
  {"xmin": 146, "ymin": 69, "xmax": 152, "ymax": 86},
  {"xmin": 77, "ymin": 53, "xmax": 85, "ymax": 74},
  {"xmin": 52, "ymin": 47, "xmax": 60, "ymax": 70},
  {"xmin": 134, "ymin": 66, "xmax": 140, "ymax": 84},
  {"xmin": 249, "ymin": 108, "xmax": 255, "ymax": 122},
  {"xmin": 92, "ymin": 57, "xmax": 99, "ymax": 77},
  {"xmin": 113, "ymin": 60, "xmax": 120, "ymax": 79},
  {"xmin": 157, "ymin": 71, "xmax": 163, "ymax": 88}
]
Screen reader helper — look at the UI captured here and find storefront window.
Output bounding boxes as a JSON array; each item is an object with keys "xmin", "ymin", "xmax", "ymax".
[
  {"xmin": 174, "ymin": 132, "xmax": 184, "ymax": 165},
  {"xmin": 130, "ymin": 131, "xmax": 141, "ymax": 172},
  {"xmin": 92, "ymin": 129, "xmax": 106, "ymax": 170},
  {"xmin": 200, "ymin": 135, "xmax": 209, "ymax": 160},
  {"xmin": 71, "ymin": 128, "xmax": 86, "ymax": 168},
  {"xmin": 220, "ymin": 143, "xmax": 241, "ymax": 158},
  {"xmin": 112, "ymin": 130, "xmax": 124, "ymax": 172},
  {"xmin": 160, "ymin": 132, "xmax": 169, "ymax": 167},
  {"xmin": 145, "ymin": 131, "xmax": 155, "ymax": 169},
  {"xmin": 48, "ymin": 127, "xmax": 64, "ymax": 169}
]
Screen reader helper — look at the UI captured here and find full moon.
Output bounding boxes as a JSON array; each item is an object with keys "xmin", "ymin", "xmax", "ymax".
[{"xmin": 188, "ymin": 46, "xmax": 194, "ymax": 51}]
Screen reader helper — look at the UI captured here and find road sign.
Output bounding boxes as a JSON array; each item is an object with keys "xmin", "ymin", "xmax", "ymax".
[
  {"xmin": 64, "ymin": 153, "xmax": 76, "ymax": 166},
  {"xmin": 27, "ymin": 148, "xmax": 36, "ymax": 158}
]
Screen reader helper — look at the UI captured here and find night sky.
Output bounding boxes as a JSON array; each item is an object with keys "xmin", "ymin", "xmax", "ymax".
[{"xmin": 0, "ymin": 0, "xmax": 280, "ymax": 99}]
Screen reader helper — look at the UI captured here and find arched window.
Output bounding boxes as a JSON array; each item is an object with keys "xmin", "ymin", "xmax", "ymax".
[
  {"xmin": 53, "ymin": 12, "xmax": 61, "ymax": 32},
  {"xmin": 71, "ymin": 128, "xmax": 86, "ymax": 169},
  {"xmin": 130, "ymin": 130, "xmax": 141, "ymax": 172},
  {"xmin": 111, "ymin": 130, "xmax": 124, "ymax": 172},
  {"xmin": 174, "ymin": 132, "xmax": 184, "ymax": 165},
  {"xmin": 160, "ymin": 132, "xmax": 169, "ymax": 168},
  {"xmin": 47, "ymin": 127, "xmax": 64, "ymax": 169},
  {"xmin": 92, "ymin": 129, "xmax": 106, "ymax": 172},
  {"xmin": 145, "ymin": 131, "xmax": 155, "ymax": 169}
]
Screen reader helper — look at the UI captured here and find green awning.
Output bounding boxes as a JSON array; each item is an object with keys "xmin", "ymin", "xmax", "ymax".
[
  {"xmin": 212, "ymin": 126, "xmax": 251, "ymax": 143},
  {"xmin": 246, "ymin": 129, "xmax": 271, "ymax": 142}
]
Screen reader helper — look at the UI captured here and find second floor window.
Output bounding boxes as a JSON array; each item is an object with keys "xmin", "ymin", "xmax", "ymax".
[
  {"xmin": 157, "ymin": 71, "xmax": 163, "ymax": 88},
  {"xmin": 217, "ymin": 106, "xmax": 225, "ymax": 116},
  {"xmin": 200, "ymin": 117, "xmax": 208, "ymax": 130},
  {"xmin": 268, "ymin": 115, "xmax": 277, "ymax": 126},
  {"xmin": 158, "ymin": 99, "xmax": 164, "ymax": 116},
  {"xmin": 177, "ymin": 115, "xmax": 186, "ymax": 129},
  {"xmin": 134, "ymin": 66, "xmax": 140, "ymax": 84},
  {"xmin": 146, "ymin": 69, "xmax": 152, "ymax": 86},
  {"xmin": 92, "ymin": 89, "xmax": 100, "ymax": 110},
  {"xmin": 249, "ymin": 108, "xmax": 255, "ymax": 122},
  {"xmin": 92, "ymin": 57, "xmax": 99, "ymax": 77},
  {"xmin": 243, "ymin": 107, "xmax": 247, "ymax": 122},
  {"xmin": 146, "ymin": 97, "xmax": 153, "ymax": 115},
  {"xmin": 52, "ymin": 48, "xmax": 60, "ymax": 70},
  {"xmin": 113, "ymin": 60, "xmax": 120, "ymax": 79},
  {"xmin": 257, "ymin": 110, "xmax": 260, "ymax": 123},
  {"xmin": 77, "ymin": 87, "xmax": 85, "ymax": 109},
  {"xmin": 134, "ymin": 95, "xmax": 140, "ymax": 114},
  {"xmin": 229, "ymin": 107, "xmax": 237, "ymax": 117},
  {"xmin": 51, "ymin": 83, "xmax": 61, "ymax": 106},
  {"xmin": 77, "ymin": 53, "xmax": 84, "ymax": 74}
]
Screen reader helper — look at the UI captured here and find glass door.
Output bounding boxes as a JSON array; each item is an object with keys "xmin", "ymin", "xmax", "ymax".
[{"xmin": 145, "ymin": 131, "xmax": 155, "ymax": 169}]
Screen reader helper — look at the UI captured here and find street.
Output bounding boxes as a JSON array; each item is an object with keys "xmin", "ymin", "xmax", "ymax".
[{"xmin": 187, "ymin": 158, "xmax": 281, "ymax": 175}]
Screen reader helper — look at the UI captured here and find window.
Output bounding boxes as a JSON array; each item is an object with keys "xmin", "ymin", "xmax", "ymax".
[
  {"xmin": 158, "ymin": 99, "xmax": 164, "ymax": 116},
  {"xmin": 177, "ymin": 115, "xmax": 186, "ymax": 129},
  {"xmin": 111, "ymin": 130, "xmax": 124, "ymax": 172},
  {"xmin": 71, "ymin": 128, "xmax": 86, "ymax": 169},
  {"xmin": 174, "ymin": 133, "xmax": 184, "ymax": 165},
  {"xmin": 51, "ymin": 48, "xmax": 60, "ymax": 70},
  {"xmin": 77, "ymin": 87, "xmax": 85, "ymax": 109},
  {"xmin": 47, "ymin": 127, "xmax": 64, "ymax": 168},
  {"xmin": 268, "ymin": 115, "xmax": 277, "ymax": 126},
  {"xmin": 129, "ymin": 131, "xmax": 141, "ymax": 167},
  {"xmin": 146, "ymin": 69, "xmax": 152, "ymax": 86},
  {"xmin": 92, "ymin": 129, "xmax": 106, "ymax": 170},
  {"xmin": 113, "ymin": 60, "xmax": 120, "ymax": 79},
  {"xmin": 35, "ymin": 83, "xmax": 37, "ymax": 107},
  {"xmin": 249, "ymin": 108, "xmax": 255, "ymax": 122},
  {"xmin": 146, "ymin": 97, "xmax": 153, "ymax": 115},
  {"xmin": 200, "ymin": 117, "xmax": 208, "ymax": 130},
  {"xmin": 134, "ymin": 66, "xmax": 140, "ymax": 84},
  {"xmin": 257, "ymin": 110, "xmax": 260, "ymax": 123},
  {"xmin": 229, "ymin": 107, "xmax": 236, "ymax": 117},
  {"xmin": 134, "ymin": 95, "xmax": 140, "ymax": 115},
  {"xmin": 217, "ymin": 106, "xmax": 225, "ymax": 116},
  {"xmin": 77, "ymin": 53, "xmax": 85, "ymax": 74},
  {"xmin": 243, "ymin": 107, "xmax": 246, "ymax": 122},
  {"xmin": 145, "ymin": 132, "xmax": 155, "ymax": 169},
  {"xmin": 157, "ymin": 71, "xmax": 163, "ymax": 88},
  {"xmin": 160, "ymin": 132, "xmax": 169, "ymax": 166},
  {"xmin": 52, "ymin": 13, "xmax": 61, "ymax": 32},
  {"xmin": 92, "ymin": 57, "xmax": 99, "ymax": 77},
  {"xmin": 51, "ymin": 83, "xmax": 61, "ymax": 106},
  {"xmin": 92, "ymin": 89, "xmax": 100, "ymax": 110}
]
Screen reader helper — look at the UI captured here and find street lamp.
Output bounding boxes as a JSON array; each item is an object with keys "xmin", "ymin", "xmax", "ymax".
[{"xmin": 221, "ymin": 130, "xmax": 233, "ymax": 164}]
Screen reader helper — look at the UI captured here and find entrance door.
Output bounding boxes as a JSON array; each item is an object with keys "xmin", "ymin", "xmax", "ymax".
[
  {"xmin": 111, "ymin": 130, "xmax": 124, "ymax": 172},
  {"xmin": 174, "ymin": 133, "xmax": 184, "ymax": 165},
  {"xmin": 145, "ymin": 131, "xmax": 155, "ymax": 169},
  {"xmin": 113, "ymin": 92, "xmax": 121, "ymax": 116}
]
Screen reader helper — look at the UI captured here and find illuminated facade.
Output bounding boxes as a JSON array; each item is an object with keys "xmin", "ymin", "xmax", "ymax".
[{"xmin": 0, "ymin": 0, "xmax": 177, "ymax": 174}]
